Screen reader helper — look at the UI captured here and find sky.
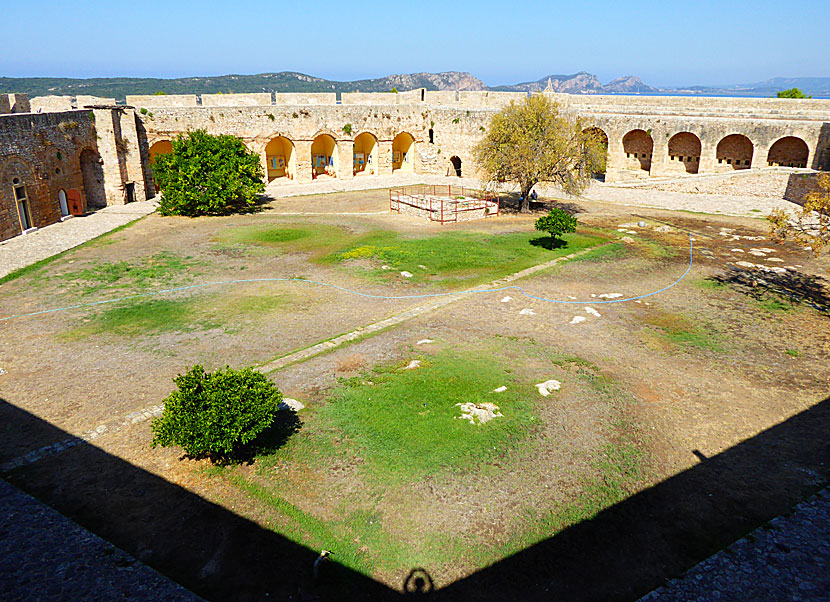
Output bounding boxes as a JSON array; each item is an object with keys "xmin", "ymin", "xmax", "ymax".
[{"xmin": 3, "ymin": 0, "xmax": 829, "ymax": 87}]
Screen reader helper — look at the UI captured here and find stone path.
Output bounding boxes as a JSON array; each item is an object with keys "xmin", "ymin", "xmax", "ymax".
[
  {"xmin": 0, "ymin": 201, "xmax": 157, "ymax": 279},
  {"xmin": 639, "ymin": 487, "xmax": 830, "ymax": 602},
  {"xmin": 0, "ymin": 478, "xmax": 202, "ymax": 602}
]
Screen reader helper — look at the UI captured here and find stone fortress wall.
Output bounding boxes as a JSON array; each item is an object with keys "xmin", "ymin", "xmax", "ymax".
[{"xmin": 0, "ymin": 88, "xmax": 828, "ymax": 242}]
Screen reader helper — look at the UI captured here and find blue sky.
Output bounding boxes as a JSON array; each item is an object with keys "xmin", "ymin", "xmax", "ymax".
[{"xmin": 3, "ymin": 0, "xmax": 828, "ymax": 87}]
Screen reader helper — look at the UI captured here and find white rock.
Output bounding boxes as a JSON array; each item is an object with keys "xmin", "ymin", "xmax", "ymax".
[
  {"xmin": 765, "ymin": 257, "xmax": 784, "ymax": 262},
  {"xmin": 567, "ymin": 295, "xmax": 577, "ymax": 300},
  {"xmin": 381, "ymin": 265, "xmax": 391, "ymax": 270},
  {"xmin": 400, "ymin": 271, "xmax": 413, "ymax": 278},
  {"xmin": 535, "ymin": 380, "xmax": 561, "ymax": 396},
  {"xmin": 622, "ymin": 236, "xmax": 635, "ymax": 243},
  {"xmin": 625, "ymin": 230, "xmax": 638, "ymax": 235},
  {"xmin": 456, "ymin": 402, "xmax": 503, "ymax": 425},
  {"xmin": 617, "ymin": 228, "xmax": 627, "ymax": 232},
  {"xmin": 519, "ymin": 308, "xmax": 536, "ymax": 316},
  {"xmin": 598, "ymin": 293, "xmax": 623, "ymax": 299},
  {"xmin": 500, "ymin": 296, "xmax": 513, "ymax": 303},
  {"xmin": 757, "ymin": 248, "xmax": 777, "ymax": 253},
  {"xmin": 619, "ymin": 222, "xmax": 639, "ymax": 228},
  {"xmin": 655, "ymin": 225, "xmax": 673, "ymax": 233},
  {"xmin": 731, "ymin": 248, "xmax": 744, "ymax": 253},
  {"xmin": 735, "ymin": 261, "xmax": 756, "ymax": 268},
  {"xmin": 638, "ymin": 221, "xmax": 647, "ymax": 228},
  {"xmin": 493, "ymin": 386, "xmax": 507, "ymax": 393},
  {"xmin": 416, "ymin": 339, "xmax": 434, "ymax": 345},
  {"xmin": 279, "ymin": 398, "xmax": 305, "ymax": 412},
  {"xmin": 585, "ymin": 307, "xmax": 601, "ymax": 318},
  {"xmin": 748, "ymin": 251, "xmax": 767, "ymax": 257},
  {"xmin": 404, "ymin": 360, "xmax": 421, "ymax": 370},
  {"xmin": 570, "ymin": 316, "xmax": 587, "ymax": 324},
  {"xmin": 418, "ymin": 265, "xmax": 427, "ymax": 269}
]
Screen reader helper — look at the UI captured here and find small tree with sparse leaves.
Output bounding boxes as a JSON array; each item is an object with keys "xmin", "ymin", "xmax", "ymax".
[
  {"xmin": 151, "ymin": 365, "xmax": 283, "ymax": 462},
  {"xmin": 535, "ymin": 208, "xmax": 577, "ymax": 246},
  {"xmin": 768, "ymin": 173, "xmax": 830, "ymax": 255}
]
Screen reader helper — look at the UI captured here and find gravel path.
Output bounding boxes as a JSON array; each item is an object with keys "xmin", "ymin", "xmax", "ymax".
[
  {"xmin": 0, "ymin": 201, "xmax": 157, "ymax": 279},
  {"xmin": 0, "ymin": 478, "xmax": 202, "ymax": 602},
  {"xmin": 639, "ymin": 487, "xmax": 830, "ymax": 602}
]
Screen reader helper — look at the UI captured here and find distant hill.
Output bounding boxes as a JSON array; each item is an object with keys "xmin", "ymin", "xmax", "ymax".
[
  {"xmin": 0, "ymin": 71, "xmax": 486, "ymax": 101},
  {"xmin": 1, "ymin": 70, "xmax": 828, "ymax": 101}
]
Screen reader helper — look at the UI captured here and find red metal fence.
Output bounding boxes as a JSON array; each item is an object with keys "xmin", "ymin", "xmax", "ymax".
[{"xmin": 389, "ymin": 185, "xmax": 500, "ymax": 224}]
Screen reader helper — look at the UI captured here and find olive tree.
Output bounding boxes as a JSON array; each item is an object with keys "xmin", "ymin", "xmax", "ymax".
[
  {"xmin": 768, "ymin": 173, "xmax": 830, "ymax": 255},
  {"xmin": 474, "ymin": 94, "xmax": 605, "ymax": 213},
  {"xmin": 153, "ymin": 130, "xmax": 264, "ymax": 216}
]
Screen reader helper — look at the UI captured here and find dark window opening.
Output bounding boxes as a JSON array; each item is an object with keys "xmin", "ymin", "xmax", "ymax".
[
  {"xmin": 428, "ymin": 129, "xmax": 434, "ymax": 144},
  {"xmin": 125, "ymin": 182, "xmax": 135, "ymax": 204}
]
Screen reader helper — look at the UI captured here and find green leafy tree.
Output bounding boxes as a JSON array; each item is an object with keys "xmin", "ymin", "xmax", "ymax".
[
  {"xmin": 768, "ymin": 173, "xmax": 830, "ymax": 255},
  {"xmin": 474, "ymin": 94, "xmax": 604, "ymax": 213},
  {"xmin": 153, "ymin": 130, "xmax": 264, "ymax": 216},
  {"xmin": 151, "ymin": 365, "xmax": 283, "ymax": 462},
  {"xmin": 535, "ymin": 208, "xmax": 578, "ymax": 246},
  {"xmin": 776, "ymin": 88, "xmax": 812, "ymax": 99}
]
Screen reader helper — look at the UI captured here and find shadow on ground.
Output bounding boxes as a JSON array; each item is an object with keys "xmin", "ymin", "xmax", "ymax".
[
  {"xmin": 711, "ymin": 266, "xmax": 830, "ymax": 314},
  {"xmin": 1, "ymin": 394, "xmax": 828, "ymax": 601}
]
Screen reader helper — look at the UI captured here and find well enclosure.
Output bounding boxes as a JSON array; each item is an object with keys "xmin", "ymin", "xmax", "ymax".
[{"xmin": 389, "ymin": 185, "xmax": 499, "ymax": 224}]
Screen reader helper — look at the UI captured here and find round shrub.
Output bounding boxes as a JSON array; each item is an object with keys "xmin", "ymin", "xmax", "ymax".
[
  {"xmin": 153, "ymin": 130, "xmax": 265, "ymax": 217},
  {"xmin": 535, "ymin": 208, "xmax": 578, "ymax": 244},
  {"xmin": 151, "ymin": 364, "xmax": 283, "ymax": 461}
]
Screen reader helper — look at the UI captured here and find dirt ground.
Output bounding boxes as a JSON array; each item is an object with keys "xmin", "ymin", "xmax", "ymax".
[{"xmin": 1, "ymin": 189, "xmax": 828, "ymax": 601}]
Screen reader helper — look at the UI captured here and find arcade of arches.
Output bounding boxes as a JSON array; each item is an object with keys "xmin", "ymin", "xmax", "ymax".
[
  {"xmin": 668, "ymin": 132, "xmax": 702, "ymax": 175},
  {"xmin": 622, "ymin": 130, "xmax": 653, "ymax": 173},
  {"xmin": 767, "ymin": 136, "xmax": 809, "ymax": 168},
  {"xmin": 265, "ymin": 136, "xmax": 295, "ymax": 181},
  {"xmin": 717, "ymin": 134, "xmax": 753, "ymax": 170}
]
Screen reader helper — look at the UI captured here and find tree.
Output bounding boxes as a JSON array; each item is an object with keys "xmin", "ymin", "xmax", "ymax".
[
  {"xmin": 535, "ymin": 208, "xmax": 577, "ymax": 246},
  {"xmin": 151, "ymin": 365, "xmax": 283, "ymax": 462},
  {"xmin": 768, "ymin": 173, "xmax": 830, "ymax": 255},
  {"xmin": 153, "ymin": 130, "xmax": 264, "ymax": 217},
  {"xmin": 474, "ymin": 94, "xmax": 605, "ymax": 213},
  {"xmin": 776, "ymin": 88, "xmax": 812, "ymax": 99}
]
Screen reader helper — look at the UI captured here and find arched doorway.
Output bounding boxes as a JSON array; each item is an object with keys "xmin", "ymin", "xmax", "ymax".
[
  {"xmin": 353, "ymin": 132, "xmax": 378, "ymax": 176},
  {"xmin": 79, "ymin": 148, "xmax": 106, "ymax": 209},
  {"xmin": 668, "ymin": 132, "xmax": 702, "ymax": 174},
  {"xmin": 583, "ymin": 126, "xmax": 609, "ymax": 176},
  {"xmin": 767, "ymin": 136, "xmax": 809, "ymax": 168},
  {"xmin": 149, "ymin": 140, "xmax": 173, "ymax": 164},
  {"xmin": 449, "ymin": 156, "xmax": 462, "ymax": 177},
  {"xmin": 392, "ymin": 132, "xmax": 415, "ymax": 173},
  {"xmin": 311, "ymin": 134, "xmax": 337, "ymax": 179},
  {"xmin": 66, "ymin": 189, "xmax": 84, "ymax": 216},
  {"xmin": 622, "ymin": 130, "xmax": 653, "ymax": 173},
  {"xmin": 716, "ymin": 134, "xmax": 753, "ymax": 170},
  {"xmin": 58, "ymin": 189, "xmax": 69, "ymax": 217},
  {"xmin": 265, "ymin": 136, "xmax": 295, "ymax": 181}
]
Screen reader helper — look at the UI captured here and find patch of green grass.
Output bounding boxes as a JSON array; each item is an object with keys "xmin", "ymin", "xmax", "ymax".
[
  {"xmin": 696, "ymin": 277, "xmax": 728, "ymax": 290},
  {"xmin": 643, "ymin": 312, "xmax": 723, "ymax": 352},
  {"xmin": 568, "ymin": 241, "xmax": 627, "ymax": 263},
  {"xmin": 757, "ymin": 298, "xmax": 796, "ymax": 313},
  {"xmin": 321, "ymin": 350, "xmax": 537, "ymax": 483},
  {"xmin": 325, "ymin": 230, "xmax": 605, "ymax": 287},
  {"xmin": 0, "ymin": 218, "xmax": 144, "ymax": 286},
  {"xmin": 785, "ymin": 348, "xmax": 800, "ymax": 357},
  {"xmin": 59, "ymin": 251, "xmax": 201, "ymax": 294},
  {"xmin": 216, "ymin": 223, "xmax": 355, "ymax": 256}
]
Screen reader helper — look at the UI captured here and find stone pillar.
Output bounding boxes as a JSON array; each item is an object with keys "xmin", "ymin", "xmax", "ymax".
[
  {"xmin": 294, "ymin": 140, "xmax": 313, "ymax": 183},
  {"xmin": 336, "ymin": 139, "xmax": 354, "ymax": 180},
  {"xmin": 752, "ymin": 142, "xmax": 771, "ymax": 169},
  {"xmin": 91, "ymin": 109, "xmax": 128, "ymax": 205},
  {"xmin": 117, "ymin": 109, "xmax": 149, "ymax": 202},
  {"xmin": 377, "ymin": 140, "xmax": 394, "ymax": 175},
  {"xmin": 698, "ymin": 137, "xmax": 717, "ymax": 174},
  {"xmin": 604, "ymin": 131, "xmax": 626, "ymax": 182},
  {"xmin": 649, "ymin": 128, "xmax": 669, "ymax": 177}
]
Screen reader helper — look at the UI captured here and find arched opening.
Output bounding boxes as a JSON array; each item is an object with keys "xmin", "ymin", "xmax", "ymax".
[
  {"xmin": 58, "ymin": 189, "xmax": 69, "ymax": 217},
  {"xmin": 265, "ymin": 136, "xmax": 295, "ymax": 181},
  {"xmin": 353, "ymin": 132, "xmax": 378, "ymax": 176},
  {"xmin": 392, "ymin": 132, "xmax": 415, "ymax": 173},
  {"xmin": 79, "ymin": 148, "xmax": 106, "ymax": 208},
  {"xmin": 449, "ymin": 156, "xmax": 462, "ymax": 177},
  {"xmin": 716, "ymin": 134, "xmax": 753, "ymax": 170},
  {"xmin": 149, "ymin": 140, "xmax": 173, "ymax": 164},
  {"xmin": 767, "ymin": 136, "xmax": 809, "ymax": 168},
  {"xmin": 622, "ymin": 129, "xmax": 653, "ymax": 173},
  {"xmin": 668, "ymin": 132, "xmax": 702, "ymax": 174},
  {"xmin": 311, "ymin": 134, "xmax": 337, "ymax": 179},
  {"xmin": 583, "ymin": 126, "xmax": 609, "ymax": 176}
]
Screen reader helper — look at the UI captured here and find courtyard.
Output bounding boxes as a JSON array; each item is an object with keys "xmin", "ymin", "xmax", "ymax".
[{"xmin": 0, "ymin": 188, "xmax": 828, "ymax": 601}]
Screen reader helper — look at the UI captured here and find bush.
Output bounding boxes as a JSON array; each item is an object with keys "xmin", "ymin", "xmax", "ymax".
[
  {"xmin": 151, "ymin": 365, "xmax": 283, "ymax": 461},
  {"xmin": 153, "ymin": 130, "xmax": 265, "ymax": 217},
  {"xmin": 535, "ymin": 208, "xmax": 578, "ymax": 244}
]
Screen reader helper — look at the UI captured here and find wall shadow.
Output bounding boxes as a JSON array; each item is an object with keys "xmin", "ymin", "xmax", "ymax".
[
  {"xmin": 436, "ymin": 395, "xmax": 830, "ymax": 601},
  {"xmin": 0, "ymin": 399, "xmax": 398, "ymax": 602},
  {"xmin": 1, "ymin": 394, "xmax": 828, "ymax": 601}
]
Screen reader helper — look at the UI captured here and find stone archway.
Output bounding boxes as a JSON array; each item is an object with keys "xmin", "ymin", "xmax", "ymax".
[
  {"xmin": 583, "ymin": 126, "xmax": 609, "ymax": 176},
  {"xmin": 767, "ymin": 136, "xmax": 809, "ymax": 168},
  {"xmin": 392, "ymin": 132, "xmax": 415, "ymax": 173},
  {"xmin": 668, "ymin": 132, "xmax": 702, "ymax": 174},
  {"xmin": 311, "ymin": 134, "xmax": 337, "ymax": 179},
  {"xmin": 716, "ymin": 134, "xmax": 753, "ymax": 170},
  {"xmin": 265, "ymin": 136, "xmax": 295, "ymax": 181},
  {"xmin": 353, "ymin": 132, "xmax": 378, "ymax": 176},
  {"xmin": 622, "ymin": 129, "xmax": 653, "ymax": 173}
]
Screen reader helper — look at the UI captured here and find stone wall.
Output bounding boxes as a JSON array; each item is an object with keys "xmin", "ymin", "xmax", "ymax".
[
  {"xmin": 126, "ymin": 95, "xmax": 199, "ymax": 108},
  {"xmin": 0, "ymin": 94, "xmax": 31, "ymax": 115},
  {"xmin": 784, "ymin": 172, "xmax": 828, "ymax": 205},
  {"xmin": 201, "ymin": 93, "xmax": 271, "ymax": 107},
  {"xmin": 0, "ymin": 110, "xmax": 96, "ymax": 241}
]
